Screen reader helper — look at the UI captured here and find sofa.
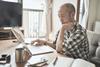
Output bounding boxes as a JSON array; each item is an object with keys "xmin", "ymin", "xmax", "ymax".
[{"xmin": 87, "ymin": 30, "xmax": 100, "ymax": 67}]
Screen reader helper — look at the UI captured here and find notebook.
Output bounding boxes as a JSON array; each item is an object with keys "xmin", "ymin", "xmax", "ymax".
[{"xmin": 26, "ymin": 45, "xmax": 55, "ymax": 56}]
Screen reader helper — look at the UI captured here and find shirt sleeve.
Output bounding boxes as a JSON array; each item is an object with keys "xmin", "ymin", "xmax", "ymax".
[{"xmin": 64, "ymin": 31, "xmax": 86, "ymax": 50}]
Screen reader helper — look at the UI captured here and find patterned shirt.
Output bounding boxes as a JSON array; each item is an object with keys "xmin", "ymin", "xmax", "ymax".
[{"xmin": 54, "ymin": 24, "xmax": 89, "ymax": 60}]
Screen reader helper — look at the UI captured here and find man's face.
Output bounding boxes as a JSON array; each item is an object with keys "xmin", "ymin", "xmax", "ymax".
[
  {"xmin": 58, "ymin": 6, "xmax": 74, "ymax": 25},
  {"xmin": 58, "ymin": 10, "xmax": 70, "ymax": 24}
]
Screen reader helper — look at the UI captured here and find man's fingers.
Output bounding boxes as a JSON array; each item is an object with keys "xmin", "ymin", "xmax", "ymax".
[{"xmin": 31, "ymin": 39, "xmax": 39, "ymax": 44}]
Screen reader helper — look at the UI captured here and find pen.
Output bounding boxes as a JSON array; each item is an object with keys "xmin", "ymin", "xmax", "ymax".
[{"xmin": 53, "ymin": 57, "xmax": 58, "ymax": 66}]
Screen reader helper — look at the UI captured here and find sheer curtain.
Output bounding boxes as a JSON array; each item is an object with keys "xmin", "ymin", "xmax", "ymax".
[
  {"xmin": 28, "ymin": 11, "xmax": 44, "ymax": 38},
  {"xmin": 23, "ymin": 0, "xmax": 46, "ymax": 38},
  {"xmin": 46, "ymin": 0, "xmax": 53, "ymax": 39},
  {"xmin": 79, "ymin": 0, "xmax": 89, "ymax": 29}
]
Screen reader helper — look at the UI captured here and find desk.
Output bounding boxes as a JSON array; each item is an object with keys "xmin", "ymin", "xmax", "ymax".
[
  {"xmin": 0, "ymin": 40, "xmax": 95, "ymax": 67},
  {"xmin": 0, "ymin": 41, "xmax": 57, "ymax": 67}
]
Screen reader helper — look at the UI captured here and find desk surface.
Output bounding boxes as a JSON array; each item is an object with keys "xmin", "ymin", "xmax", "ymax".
[{"xmin": 0, "ymin": 40, "xmax": 57, "ymax": 67}]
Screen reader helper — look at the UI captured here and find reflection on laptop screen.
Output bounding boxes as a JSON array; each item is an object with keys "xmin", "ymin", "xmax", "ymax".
[{"xmin": 11, "ymin": 27, "xmax": 24, "ymax": 43}]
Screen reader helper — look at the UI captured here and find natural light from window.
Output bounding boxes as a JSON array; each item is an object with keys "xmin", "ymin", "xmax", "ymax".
[
  {"xmin": 23, "ymin": 0, "xmax": 46, "ymax": 38},
  {"xmin": 2, "ymin": 0, "xmax": 47, "ymax": 38}
]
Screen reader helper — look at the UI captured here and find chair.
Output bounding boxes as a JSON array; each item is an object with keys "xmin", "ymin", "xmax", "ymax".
[{"xmin": 87, "ymin": 30, "xmax": 100, "ymax": 67}]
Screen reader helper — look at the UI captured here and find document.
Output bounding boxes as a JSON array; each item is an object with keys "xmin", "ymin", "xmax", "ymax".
[
  {"xmin": 27, "ymin": 55, "xmax": 48, "ymax": 65},
  {"xmin": 26, "ymin": 45, "xmax": 55, "ymax": 56},
  {"xmin": 48, "ymin": 56, "xmax": 95, "ymax": 67}
]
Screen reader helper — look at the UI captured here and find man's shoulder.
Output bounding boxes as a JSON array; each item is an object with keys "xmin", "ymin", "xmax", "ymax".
[{"xmin": 76, "ymin": 24, "xmax": 86, "ymax": 33}]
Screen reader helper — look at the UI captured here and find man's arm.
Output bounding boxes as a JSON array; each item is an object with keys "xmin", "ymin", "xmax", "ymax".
[
  {"xmin": 55, "ymin": 23, "xmax": 73, "ymax": 53},
  {"xmin": 44, "ymin": 41, "xmax": 56, "ymax": 49},
  {"xmin": 56, "ymin": 26, "xmax": 65, "ymax": 52},
  {"xmin": 32, "ymin": 39, "xmax": 56, "ymax": 49}
]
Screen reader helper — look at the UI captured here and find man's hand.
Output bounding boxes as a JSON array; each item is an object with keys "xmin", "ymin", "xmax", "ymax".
[
  {"xmin": 31, "ymin": 39, "xmax": 47, "ymax": 46},
  {"xmin": 56, "ymin": 23, "xmax": 72, "ymax": 53},
  {"xmin": 61, "ymin": 23, "xmax": 73, "ymax": 31}
]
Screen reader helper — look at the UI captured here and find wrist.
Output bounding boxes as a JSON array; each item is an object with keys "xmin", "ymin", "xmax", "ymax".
[{"xmin": 61, "ymin": 26, "xmax": 65, "ymax": 32}]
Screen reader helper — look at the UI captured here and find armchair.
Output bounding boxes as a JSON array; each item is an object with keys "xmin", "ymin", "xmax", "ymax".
[{"xmin": 87, "ymin": 30, "xmax": 100, "ymax": 67}]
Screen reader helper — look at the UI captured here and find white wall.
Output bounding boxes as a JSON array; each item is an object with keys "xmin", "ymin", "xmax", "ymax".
[
  {"xmin": 87, "ymin": 0, "xmax": 100, "ymax": 30},
  {"xmin": 3, "ymin": 0, "xmax": 18, "ymax": 2},
  {"xmin": 52, "ymin": 0, "xmax": 78, "ymax": 32},
  {"xmin": 23, "ymin": 0, "xmax": 44, "ymax": 10},
  {"xmin": 23, "ymin": 11, "xmax": 29, "ymax": 38},
  {"xmin": 87, "ymin": 0, "xmax": 97, "ymax": 30},
  {"xmin": 96, "ymin": 0, "xmax": 100, "ymax": 21}
]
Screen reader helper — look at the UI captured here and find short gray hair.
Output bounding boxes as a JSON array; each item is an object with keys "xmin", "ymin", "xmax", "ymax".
[{"xmin": 61, "ymin": 3, "xmax": 75, "ymax": 13}]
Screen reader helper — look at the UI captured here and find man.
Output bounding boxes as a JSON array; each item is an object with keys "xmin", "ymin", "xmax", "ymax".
[{"xmin": 32, "ymin": 3, "xmax": 89, "ymax": 60}]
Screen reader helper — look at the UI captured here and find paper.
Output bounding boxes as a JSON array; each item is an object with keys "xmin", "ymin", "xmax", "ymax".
[
  {"xmin": 48, "ymin": 57, "xmax": 95, "ymax": 67},
  {"xmin": 26, "ymin": 45, "xmax": 54, "ymax": 56},
  {"xmin": 48, "ymin": 56, "xmax": 74, "ymax": 67},
  {"xmin": 72, "ymin": 59, "xmax": 95, "ymax": 67},
  {"xmin": 28, "ymin": 55, "xmax": 48, "ymax": 65}
]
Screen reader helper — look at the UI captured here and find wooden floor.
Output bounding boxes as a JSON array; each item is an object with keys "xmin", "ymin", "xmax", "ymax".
[{"xmin": 0, "ymin": 39, "xmax": 18, "ymax": 54}]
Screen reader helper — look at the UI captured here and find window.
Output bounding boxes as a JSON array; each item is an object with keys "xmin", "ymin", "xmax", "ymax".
[
  {"xmin": 28, "ymin": 10, "xmax": 46, "ymax": 38},
  {"xmin": 23, "ymin": 0, "xmax": 46, "ymax": 38},
  {"xmin": 2, "ymin": 0, "xmax": 18, "ymax": 2},
  {"xmin": 2, "ymin": 0, "xmax": 47, "ymax": 38}
]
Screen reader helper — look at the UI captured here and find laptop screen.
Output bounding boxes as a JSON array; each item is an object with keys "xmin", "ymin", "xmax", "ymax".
[{"xmin": 11, "ymin": 27, "xmax": 24, "ymax": 43}]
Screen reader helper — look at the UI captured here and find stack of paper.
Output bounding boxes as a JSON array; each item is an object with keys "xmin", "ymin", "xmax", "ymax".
[{"xmin": 26, "ymin": 45, "xmax": 55, "ymax": 56}]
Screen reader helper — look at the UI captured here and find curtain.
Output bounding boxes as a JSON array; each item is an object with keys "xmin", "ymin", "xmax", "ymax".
[
  {"xmin": 80, "ymin": 0, "xmax": 89, "ymax": 29},
  {"xmin": 46, "ymin": 0, "xmax": 53, "ymax": 39}
]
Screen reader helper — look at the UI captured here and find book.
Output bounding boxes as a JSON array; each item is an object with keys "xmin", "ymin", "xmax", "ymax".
[
  {"xmin": 48, "ymin": 56, "xmax": 95, "ymax": 67},
  {"xmin": 26, "ymin": 45, "xmax": 55, "ymax": 56}
]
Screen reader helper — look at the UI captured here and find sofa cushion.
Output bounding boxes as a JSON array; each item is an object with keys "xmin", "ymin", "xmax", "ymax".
[
  {"xmin": 96, "ymin": 46, "xmax": 100, "ymax": 58},
  {"xmin": 87, "ymin": 30, "xmax": 100, "ymax": 57}
]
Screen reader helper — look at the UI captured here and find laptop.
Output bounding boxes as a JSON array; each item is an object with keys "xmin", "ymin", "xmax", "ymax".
[{"xmin": 11, "ymin": 27, "xmax": 33, "ymax": 44}]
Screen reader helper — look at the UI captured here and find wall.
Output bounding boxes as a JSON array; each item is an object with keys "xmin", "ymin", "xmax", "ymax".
[
  {"xmin": 23, "ymin": 0, "xmax": 44, "ymax": 10},
  {"xmin": 52, "ymin": 0, "xmax": 78, "ymax": 32},
  {"xmin": 88, "ymin": 0, "xmax": 100, "ymax": 31},
  {"xmin": 23, "ymin": 11, "xmax": 29, "ymax": 38},
  {"xmin": 87, "ymin": 0, "xmax": 97, "ymax": 30},
  {"xmin": 96, "ymin": 0, "xmax": 100, "ymax": 21}
]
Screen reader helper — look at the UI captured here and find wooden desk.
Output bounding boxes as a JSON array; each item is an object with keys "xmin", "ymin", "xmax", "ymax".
[{"xmin": 0, "ymin": 45, "xmax": 56, "ymax": 67}]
